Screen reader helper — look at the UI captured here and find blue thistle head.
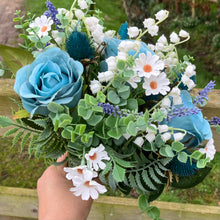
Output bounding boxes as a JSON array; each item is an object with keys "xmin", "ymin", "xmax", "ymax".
[
  {"xmin": 66, "ymin": 31, "xmax": 95, "ymax": 61},
  {"xmin": 118, "ymin": 22, "xmax": 128, "ymax": 40},
  {"xmin": 166, "ymin": 153, "xmax": 198, "ymax": 177}
]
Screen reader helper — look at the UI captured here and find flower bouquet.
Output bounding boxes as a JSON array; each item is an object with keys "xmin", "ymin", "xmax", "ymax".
[{"xmin": 0, "ymin": 0, "xmax": 219, "ymax": 219}]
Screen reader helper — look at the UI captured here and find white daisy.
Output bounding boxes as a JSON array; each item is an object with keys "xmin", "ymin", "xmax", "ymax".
[
  {"xmin": 142, "ymin": 72, "xmax": 170, "ymax": 96},
  {"xmin": 70, "ymin": 179, "xmax": 107, "ymax": 200},
  {"xmin": 127, "ymin": 74, "xmax": 141, "ymax": 89},
  {"xmin": 199, "ymin": 138, "xmax": 216, "ymax": 161},
  {"xmin": 85, "ymin": 144, "xmax": 110, "ymax": 171},
  {"xmin": 29, "ymin": 15, "xmax": 53, "ymax": 38},
  {"xmin": 134, "ymin": 52, "xmax": 164, "ymax": 78},
  {"xmin": 64, "ymin": 165, "xmax": 97, "ymax": 185}
]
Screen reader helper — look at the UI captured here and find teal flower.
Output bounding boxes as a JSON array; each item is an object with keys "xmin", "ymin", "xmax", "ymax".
[{"xmin": 14, "ymin": 47, "xmax": 83, "ymax": 116}]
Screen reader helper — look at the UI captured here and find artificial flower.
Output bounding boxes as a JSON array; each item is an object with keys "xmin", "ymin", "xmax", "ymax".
[
  {"xmin": 142, "ymin": 72, "xmax": 170, "ymax": 96},
  {"xmin": 199, "ymin": 138, "xmax": 216, "ymax": 161},
  {"xmin": 75, "ymin": 9, "xmax": 84, "ymax": 19},
  {"xmin": 127, "ymin": 26, "xmax": 140, "ymax": 38},
  {"xmin": 161, "ymin": 132, "xmax": 171, "ymax": 142},
  {"xmin": 98, "ymin": 71, "xmax": 115, "ymax": 82},
  {"xmin": 134, "ymin": 52, "xmax": 164, "ymax": 78},
  {"xmin": 29, "ymin": 15, "xmax": 53, "ymax": 38},
  {"xmin": 133, "ymin": 136, "xmax": 145, "ymax": 147},
  {"xmin": 90, "ymin": 79, "xmax": 102, "ymax": 94},
  {"xmin": 78, "ymin": 0, "xmax": 88, "ymax": 9},
  {"xmin": 158, "ymin": 124, "xmax": 169, "ymax": 133},
  {"xmin": 14, "ymin": 47, "xmax": 83, "ymax": 116},
  {"xmin": 148, "ymin": 25, "xmax": 159, "ymax": 36},
  {"xmin": 170, "ymin": 32, "xmax": 180, "ymax": 44},
  {"xmin": 143, "ymin": 18, "xmax": 155, "ymax": 28},
  {"xmin": 173, "ymin": 132, "xmax": 185, "ymax": 141},
  {"xmin": 155, "ymin": 10, "xmax": 168, "ymax": 21},
  {"xmin": 179, "ymin": 29, "xmax": 189, "ymax": 38},
  {"xmin": 85, "ymin": 144, "xmax": 110, "ymax": 171}
]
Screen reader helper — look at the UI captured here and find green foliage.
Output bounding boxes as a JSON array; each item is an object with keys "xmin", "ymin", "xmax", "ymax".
[
  {"xmin": 212, "ymin": 33, "xmax": 220, "ymax": 50},
  {"xmin": 0, "ymin": 45, "xmax": 34, "ymax": 76},
  {"xmin": 0, "ymin": 116, "xmax": 14, "ymax": 128}
]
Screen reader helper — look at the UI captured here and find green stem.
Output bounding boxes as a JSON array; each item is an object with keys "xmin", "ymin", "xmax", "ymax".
[{"xmin": 13, "ymin": 124, "xmax": 41, "ymax": 134}]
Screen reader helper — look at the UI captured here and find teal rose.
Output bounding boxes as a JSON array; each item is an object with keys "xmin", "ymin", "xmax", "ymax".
[{"xmin": 14, "ymin": 47, "xmax": 83, "ymax": 116}]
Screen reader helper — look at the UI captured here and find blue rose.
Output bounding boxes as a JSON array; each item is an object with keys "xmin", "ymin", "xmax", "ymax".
[
  {"xmin": 164, "ymin": 90, "xmax": 212, "ymax": 147},
  {"xmin": 14, "ymin": 47, "xmax": 83, "ymax": 116}
]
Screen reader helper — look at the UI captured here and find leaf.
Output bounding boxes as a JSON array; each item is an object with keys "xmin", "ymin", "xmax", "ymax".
[
  {"xmin": 4, "ymin": 128, "xmax": 19, "ymax": 137},
  {"xmin": 108, "ymin": 172, "xmax": 117, "ymax": 191},
  {"xmin": 12, "ymin": 131, "xmax": 24, "ymax": 147},
  {"xmin": 128, "ymin": 172, "xmax": 138, "ymax": 189},
  {"xmin": 107, "ymin": 90, "xmax": 120, "ymax": 104},
  {"xmin": 154, "ymin": 164, "xmax": 166, "ymax": 178},
  {"xmin": 96, "ymin": 91, "xmax": 106, "ymax": 103},
  {"xmin": 146, "ymin": 206, "xmax": 160, "ymax": 219},
  {"xmin": 126, "ymin": 121, "xmax": 138, "ymax": 136},
  {"xmin": 136, "ymin": 172, "xmax": 147, "ymax": 192},
  {"xmin": 112, "ymin": 163, "xmax": 125, "ymax": 182},
  {"xmin": 123, "ymin": 69, "xmax": 134, "ymax": 78},
  {"xmin": 20, "ymin": 132, "xmax": 31, "ymax": 152},
  {"xmin": 13, "ymin": 109, "xmax": 30, "ymax": 119},
  {"xmin": 142, "ymin": 170, "xmax": 157, "ymax": 190},
  {"xmin": 177, "ymin": 151, "xmax": 188, "ymax": 163},
  {"xmin": 48, "ymin": 102, "xmax": 64, "ymax": 114},
  {"xmin": 114, "ymin": 157, "xmax": 135, "ymax": 168},
  {"xmin": 118, "ymin": 85, "xmax": 130, "ymax": 99},
  {"xmin": 149, "ymin": 167, "xmax": 162, "ymax": 184},
  {"xmin": 126, "ymin": 98, "xmax": 138, "ymax": 111},
  {"xmin": 86, "ymin": 113, "xmax": 103, "ymax": 126},
  {"xmin": 117, "ymin": 59, "xmax": 126, "ymax": 70},
  {"xmin": 172, "ymin": 141, "xmax": 185, "ymax": 152},
  {"xmin": 0, "ymin": 116, "xmax": 14, "ymax": 128},
  {"xmin": 101, "ymin": 161, "xmax": 112, "ymax": 175},
  {"xmin": 0, "ymin": 44, "xmax": 34, "ymax": 75},
  {"xmin": 138, "ymin": 194, "xmax": 149, "ymax": 210},
  {"xmin": 171, "ymin": 167, "xmax": 212, "ymax": 189},
  {"xmin": 191, "ymin": 150, "xmax": 204, "ymax": 160}
]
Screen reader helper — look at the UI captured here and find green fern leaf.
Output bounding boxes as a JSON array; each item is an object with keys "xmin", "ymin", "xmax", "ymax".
[
  {"xmin": 0, "ymin": 116, "xmax": 14, "ymax": 128},
  {"xmin": 108, "ymin": 172, "xmax": 117, "ymax": 191},
  {"xmin": 160, "ymin": 157, "xmax": 173, "ymax": 166},
  {"xmin": 114, "ymin": 156, "xmax": 135, "ymax": 168},
  {"xmin": 157, "ymin": 162, "xmax": 168, "ymax": 171},
  {"xmin": 12, "ymin": 131, "xmax": 24, "ymax": 147},
  {"xmin": 28, "ymin": 134, "xmax": 38, "ymax": 156},
  {"xmin": 136, "ymin": 172, "xmax": 148, "ymax": 192},
  {"xmin": 128, "ymin": 172, "xmax": 138, "ymax": 189},
  {"xmin": 20, "ymin": 132, "xmax": 31, "ymax": 152},
  {"xmin": 149, "ymin": 167, "xmax": 162, "ymax": 184},
  {"xmin": 4, "ymin": 128, "xmax": 19, "ymax": 137},
  {"xmin": 101, "ymin": 161, "xmax": 112, "ymax": 175},
  {"xmin": 142, "ymin": 170, "xmax": 157, "ymax": 190},
  {"xmin": 154, "ymin": 164, "xmax": 166, "ymax": 177}
]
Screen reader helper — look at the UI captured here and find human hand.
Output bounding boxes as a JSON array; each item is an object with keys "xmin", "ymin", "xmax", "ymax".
[{"xmin": 37, "ymin": 153, "xmax": 93, "ymax": 220}]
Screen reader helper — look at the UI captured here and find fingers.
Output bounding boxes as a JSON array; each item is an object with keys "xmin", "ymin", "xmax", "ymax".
[{"xmin": 56, "ymin": 151, "xmax": 68, "ymax": 173}]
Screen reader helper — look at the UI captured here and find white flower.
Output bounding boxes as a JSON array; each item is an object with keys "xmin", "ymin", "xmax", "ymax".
[
  {"xmin": 173, "ymin": 96, "xmax": 182, "ymax": 105},
  {"xmin": 75, "ymin": 9, "xmax": 84, "ymax": 19},
  {"xmin": 147, "ymin": 44, "xmax": 155, "ymax": 51},
  {"xmin": 181, "ymin": 75, "xmax": 196, "ymax": 90},
  {"xmin": 170, "ymin": 87, "xmax": 181, "ymax": 97},
  {"xmin": 98, "ymin": 71, "xmax": 115, "ymax": 82},
  {"xmin": 123, "ymin": 133, "xmax": 131, "ymax": 140},
  {"xmin": 199, "ymin": 139, "xmax": 216, "ymax": 161},
  {"xmin": 52, "ymin": 30, "xmax": 65, "ymax": 45},
  {"xmin": 143, "ymin": 18, "xmax": 155, "ymax": 28},
  {"xmin": 134, "ymin": 52, "xmax": 164, "ymax": 78},
  {"xmin": 148, "ymin": 25, "xmax": 159, "ymax": 37},
  {"xmin": 170, "ymin": 32, "xmax": 180, "ymax": 43},
  {"xmin": 106, "ymin": 56, "xmax": 117, "ymax": 71},
  {"xmin": 185, "ymin": 64, "xmax": 196, "ymax": 77},
  {"xmin": 143, "ymin": 72, "xmax": 170, "ymax": 96},
  {"xmin": 179, "ymin": 29, "xmax": 189, "ymax": 38},
  {"xmin": 117, "ymin": 51, "xmax": 127, "ymax": 61},
  {"xmin": 161, "ymin": 97, "xmax": 171, "ymax": 108},
  {"xmin": 173, "ymin": 132, "xmax": 185, "ymax": 141},
  {"xmin": 29, "ymin": 15, "xmax": 53, "ymax": 38},
  {"xmin": 92, "ymin": 24, "xmax": 104, "ymax": 44},
  {"xmin": 157, "ymin": 34, "xmax": 168, "ymax": 45},
  {"xmin": 85, "ymin": 144, "xmax": 110, "ymax": 171},
  {"xmin": 64, "ymin": 165, "xmax": 97, "ymax": 184},
  {"xmin": 145, "ymin": 124, "xmax": 157, "ymax": 143},
  {"xmin": 118, "ymin": 40, "xmax": 140, "ymax": 52},
  {"xmin": 127, "ymin": 74, "xmax": 141, "ymax": 89},
  {"xmin": 128, "ymin": 26, "xmax": 140, "ymax": 38},
  {"xmin": 58, "ymin": 8, "xmax": 73, "ymax": 19},
  {"xmin": 161, "ymin": 132, "xmax": 171, "ymax": 142},
  {"xmin": 133, "ymin": 136, "xmax": 145, "ymax": 147},
  {"xmin": 158, "ymin": 125, "xmax": 169, "ymax": 133},
  {"xmin": 90, "ymin": 79, "xmax": 102, "ymax": 94},
  {"xmin": 155, "ymin": 10, "xmax": 168, "ymax": 21},
  {"xmin": 78, "ymin": 0, "xmax": 88, "ymax": 9},
  {"xmin": 70, "ymin": 179, "xmax": 107, "ymax": 200},
  {"xmin": 155, "ymin": 42, "xmax": 164, "ymax": 51},
  {"xmin": 104, "ymin": 30, "xmax": 115, "ymax": 39},
  {"xmin": 84, "ymin": 17, "xmax": 99, "ymax": 31}
]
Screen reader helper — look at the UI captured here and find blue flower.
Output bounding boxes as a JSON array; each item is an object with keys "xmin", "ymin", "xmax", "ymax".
[
  {"xmin": 104, "ymin": 38, "xmax": 154, "ymax": 59},
  {"xmin": 163, "ymin": 90, "xmax": 212, "ymax": 147},
  {"xmin": 14, "ymin": 47, "xmax": 83, "ymax": 116}
]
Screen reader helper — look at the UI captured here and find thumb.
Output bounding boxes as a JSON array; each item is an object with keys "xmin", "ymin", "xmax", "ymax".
[{"xmin": 56, "ymin": 151, "xmax": 68, "ymax": 172}]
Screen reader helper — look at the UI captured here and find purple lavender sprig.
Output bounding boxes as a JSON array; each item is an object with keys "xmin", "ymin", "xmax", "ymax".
[
  {"xmin": 209, "ymin": 116, "xmax": 220, "ymax": 126},
  {"xmin": 98, "ymin": 103, "xmax": 121, "ymax": 117},
  {"xmin": 193, "ymin": 81, "xmax": 216, "ymax": 105},
  {"xmin": 167, "ymin": 106, "xmax": 201, "ymax": 121},
  {"xmin": 44, "ymin": 0, "xmax": 61, "ymax": 29}
]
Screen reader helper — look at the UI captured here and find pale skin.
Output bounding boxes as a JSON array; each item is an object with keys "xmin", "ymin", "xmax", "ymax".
[{"xmin": 37, "ymin": 153, "xmax": 93, "ymax": 220}]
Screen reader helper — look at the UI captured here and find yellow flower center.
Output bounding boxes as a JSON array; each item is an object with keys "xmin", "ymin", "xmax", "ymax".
[
  {"xmin": 77, "ymin": 168, "xmax": 83, "ymax": 174},
  {"xmin": 84, "ymin": 181, "xmax": 92, "ymax": 187}
]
